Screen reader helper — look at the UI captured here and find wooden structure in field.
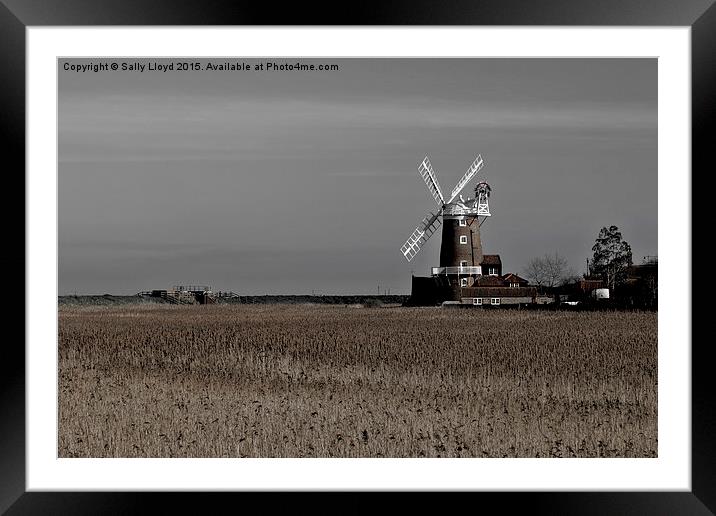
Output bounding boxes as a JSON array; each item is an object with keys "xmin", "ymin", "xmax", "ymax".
[{"xmin": 138, "ymin": 285, "xmax": 216, "ymax": 304}]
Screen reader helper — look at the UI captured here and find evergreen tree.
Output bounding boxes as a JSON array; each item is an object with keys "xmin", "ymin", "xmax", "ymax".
[{"xmin": 591, "ymin": 225, "xmax": 633, "ymax": 291}]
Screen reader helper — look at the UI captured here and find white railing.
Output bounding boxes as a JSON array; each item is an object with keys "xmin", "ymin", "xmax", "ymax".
[
  {"xmin": 431, "ymin": 266, "xmax": 482, "ymax": 275},
  {"xmin": 173, "ymin": 285, "xmax": 212, "ymax": 293}
]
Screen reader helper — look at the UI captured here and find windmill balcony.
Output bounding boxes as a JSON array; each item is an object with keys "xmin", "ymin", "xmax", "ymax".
[{"xmin": 431, "ymin": 266, "xmax": 482, "ymax": 276}]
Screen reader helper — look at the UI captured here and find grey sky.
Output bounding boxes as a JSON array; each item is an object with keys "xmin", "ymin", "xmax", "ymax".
[{"xmin": 59, "ymin": 58, "xmax": 656, "ymax": 295}]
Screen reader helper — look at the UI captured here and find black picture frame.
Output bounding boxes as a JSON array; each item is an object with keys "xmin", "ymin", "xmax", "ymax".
[{"xmin": 2, "ymin": 1, "xmax": 710, "ymax": 513}]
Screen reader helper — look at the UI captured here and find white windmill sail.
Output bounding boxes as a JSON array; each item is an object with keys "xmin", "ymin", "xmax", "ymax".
[
  {"xmin": 418, "ymin": 156, "xmax": 444, "ymax": 207},
  {"xmin": 447, "ymin": 155, "xmax": 483, "ymax": 204},
  {"xmin": 400, "ymin": 211, "xmax": 442, "ymax": 262}
]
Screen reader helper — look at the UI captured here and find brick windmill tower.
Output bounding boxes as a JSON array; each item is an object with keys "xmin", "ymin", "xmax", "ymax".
[{"xmin": 400, "ymin": 155, "xmax": 492, "ymax": 288}]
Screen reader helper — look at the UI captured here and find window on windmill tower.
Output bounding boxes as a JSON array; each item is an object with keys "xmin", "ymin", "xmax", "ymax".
[
  {"xmin": 460, "ymin": 278, "xmax": 468, "ymax": 287},
  {"xmin": 460, "ymin": 260, "xmax": 468, "ymax": 267},
  {"xmin": 459, "ymin": 235, "xmax": 468, "ymax": 244},
  {"xmin": 459, "ymin": 219, "xmax": 467, "ymax": 227}
]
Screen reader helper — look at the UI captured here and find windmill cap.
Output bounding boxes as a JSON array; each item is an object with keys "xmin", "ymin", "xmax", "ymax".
[{"xmin": 443, "ymin": 200, "xmax": 478, "ymax": 215}]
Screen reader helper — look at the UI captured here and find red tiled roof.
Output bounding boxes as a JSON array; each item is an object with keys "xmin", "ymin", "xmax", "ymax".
[
  {"xmin": 480, "ymin": 254, "xmax": 501, "ymax": 265},
  {"xmin": 502, "ymin": 273, "xmax": 528, "ymax": 284},
  {"xmin": 475, "ymin": 275, "xmax": 506, "ymax": 287},
  {"xmin": 579, "ymin": 278, "xmax": 604, "ymax": 292}
]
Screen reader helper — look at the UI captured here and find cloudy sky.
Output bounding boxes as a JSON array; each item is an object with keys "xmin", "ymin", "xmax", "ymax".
[{"xmin": 58, "ymin": 58, "xmax": 656, "ymax": 295}]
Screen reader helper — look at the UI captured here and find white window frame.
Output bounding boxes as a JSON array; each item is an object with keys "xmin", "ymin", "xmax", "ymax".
[
  {"xmin": 460, "ymin": 278, "xmax": 468, "ymax": 287},
  {"xmin": 491, "ymin": 298, "xmax": 501, "ymax": 305},
  {"xmin": 459, "ymin": 235, "xmax": 468, "ymax": 244},
  {"xmin": 459, "ymin": 219, "xmax": 467, "ymax": 227},
  {"xmin": 460, "ymin": 260, "xmax": 468, "ymax": 267},
  {"xmin": 473, "ymin": 297, "xmax": 482, "ymax": 305},
  {"xmin": 489, "ymin": 267, "xmax": 498, "ymax": 275}
]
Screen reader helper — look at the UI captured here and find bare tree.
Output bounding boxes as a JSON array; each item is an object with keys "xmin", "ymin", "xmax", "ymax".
[{"xmin": 524, "ymin": 252, "xmax": 572, "ymax": 289}]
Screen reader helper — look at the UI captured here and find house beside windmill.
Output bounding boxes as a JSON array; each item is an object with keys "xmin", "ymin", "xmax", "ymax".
[{"xmin": 400, "ymin": 154, "xmax": 553, "ymax": 307}]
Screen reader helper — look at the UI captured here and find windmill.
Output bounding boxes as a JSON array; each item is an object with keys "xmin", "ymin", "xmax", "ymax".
[{"xmin": 400, "ymin": 155, "xmax": 492, "ymax": 286}]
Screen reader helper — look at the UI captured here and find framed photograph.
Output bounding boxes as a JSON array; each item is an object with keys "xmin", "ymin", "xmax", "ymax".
[{"xmin": 5, "ymin": 0, "xmax": 711, "ymax": 513}]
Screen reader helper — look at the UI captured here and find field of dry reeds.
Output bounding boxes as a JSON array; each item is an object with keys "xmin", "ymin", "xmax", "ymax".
[{"xmin": 58, "ymin": 304, "xmax": 657, "ymax": 457}]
